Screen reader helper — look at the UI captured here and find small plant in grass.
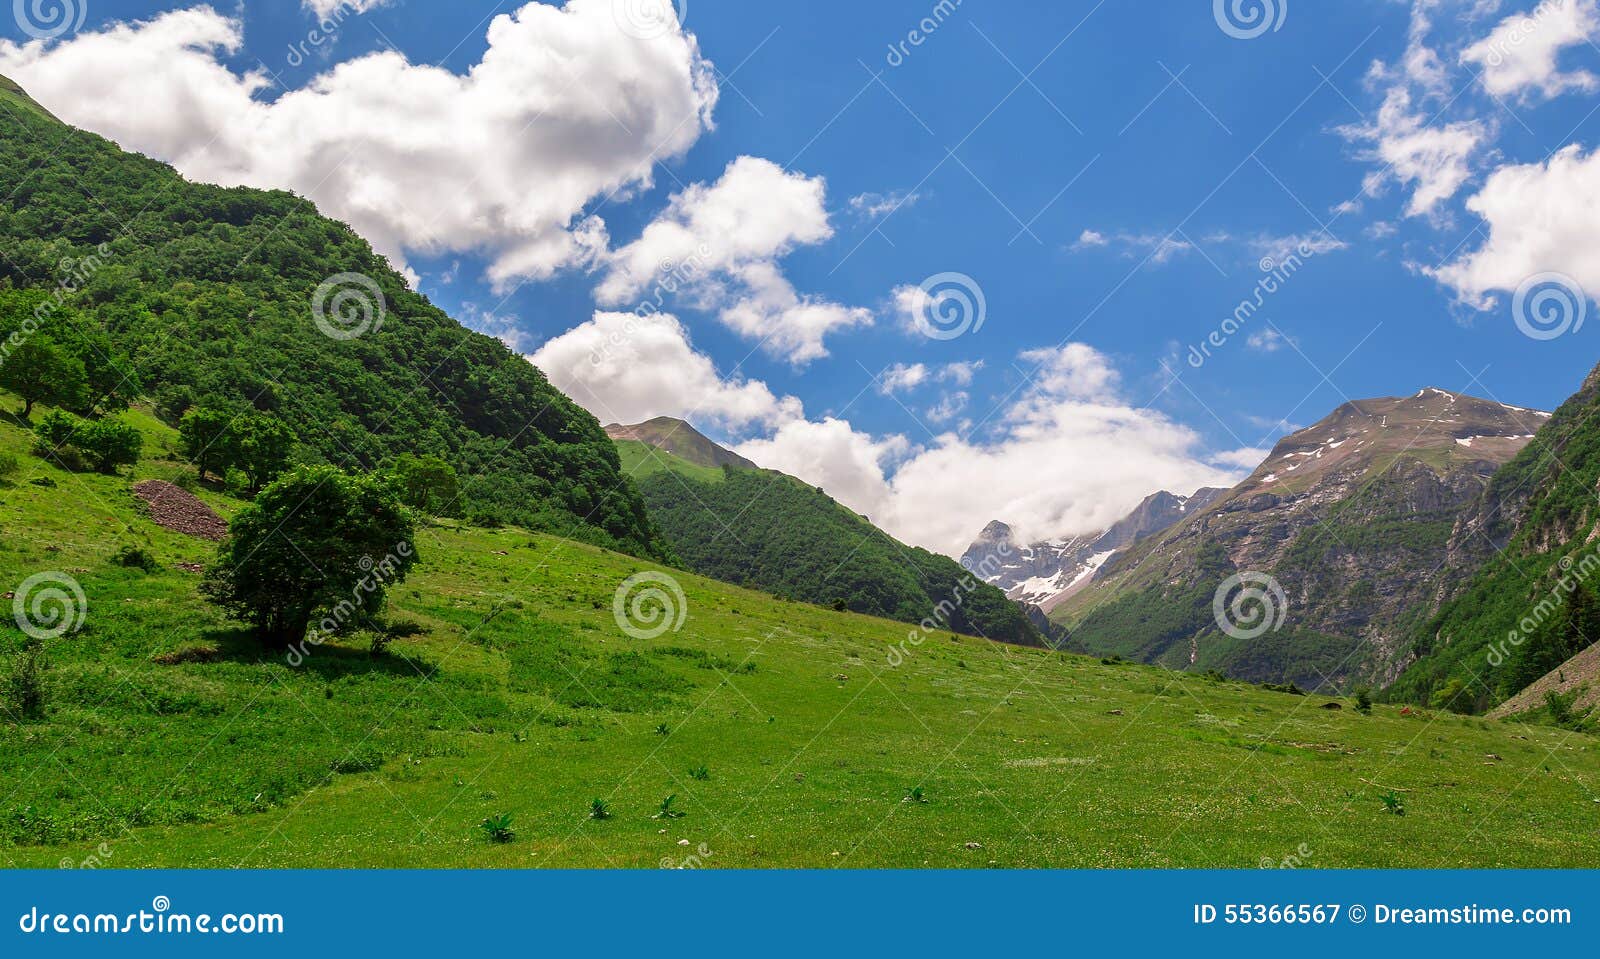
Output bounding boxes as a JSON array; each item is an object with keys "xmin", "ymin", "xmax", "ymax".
[
  {"xmin": 589, "ymin": 798, "xmax": 612, "ymax": 821},
  {"xmin": 654, "ymin": 723, "xmax": 670, "ymax": 736},
  {"xmin": 905, "ymin": 786, "xmax": 927, "ymax": 804},
  {"xmin": 1379, "ymin": 790, "xmax": 1406, "ymax": 816},
  {"xmin": 690, "ymin": 765, "xmax": 710, "ymax": 781},
  {"xmin": 653, "ymin": 794, "xmax": 685, "ymax": 820},
  {"xmin": 1355, "ymin": 688, "xmax": 1374, "ymax": 715},
  {"xmin": 478, "ymin": 813, "xmax": 516, "ymax": 844}
]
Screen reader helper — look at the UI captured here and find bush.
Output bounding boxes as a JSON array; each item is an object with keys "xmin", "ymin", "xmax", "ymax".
[
  {"xmin": 1355, "ymin": 688, "xmax": 1374, "ymax": 715},
  {"xmin": 113, "ymin": 545, "xmax": 161, "ymax": 573},
  {"xmin": 4, "ymin": 643, "xmax": 47, "ymax": 722},
  {"xmin": 201, "ymin": 465, "xmax": 417, "ymax": 647},
  {"xmin": 0, "ymin": 451, "xmax": 18, "ymax": 484},
  {"xmin": 30, "ymin": 410, "xmax": 141, "ymax": 474}
]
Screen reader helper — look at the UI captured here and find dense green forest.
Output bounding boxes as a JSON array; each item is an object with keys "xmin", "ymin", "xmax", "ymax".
[
  {"xmin": 630, "ymin": 456, "xmax": 1050, "ymax": 647},
  {"xmin": 0, "ymin": 77, "xmax": 668, "ymax": 561},
  {"xmin": 1390, "ymin": 366, "xmax": 1600, "ymax": 712}
]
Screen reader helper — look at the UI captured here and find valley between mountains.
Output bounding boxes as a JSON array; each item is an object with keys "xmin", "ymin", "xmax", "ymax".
[{"xmin": 1, "ymin": 72, "xmax": 1597, "ymax": 868}]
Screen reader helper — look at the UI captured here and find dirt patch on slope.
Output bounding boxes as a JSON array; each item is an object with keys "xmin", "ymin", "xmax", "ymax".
[{"xmin": 133, "ymin": 481, "xmax": 227, "ymax": 541}]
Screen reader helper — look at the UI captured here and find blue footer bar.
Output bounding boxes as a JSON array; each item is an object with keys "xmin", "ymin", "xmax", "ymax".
[{"xmin": 1, "ymin": 870, "xmax": 1593, "ymax": 955}]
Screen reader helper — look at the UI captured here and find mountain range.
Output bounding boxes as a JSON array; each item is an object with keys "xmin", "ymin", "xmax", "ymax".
[{"xmin": 606, "ymin": 418, "xmax": 1060, "ymax": 648}]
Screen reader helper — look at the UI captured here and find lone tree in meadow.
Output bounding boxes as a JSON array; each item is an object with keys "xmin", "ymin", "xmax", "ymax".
[{"xmin": 202, "ymin": 465, "xmax": 418, "ymax": 647}]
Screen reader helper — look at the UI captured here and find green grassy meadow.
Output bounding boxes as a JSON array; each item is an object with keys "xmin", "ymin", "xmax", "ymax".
[{"xmin": 1, "ymin": 406, "xmax": 1598, "ymax": 869}]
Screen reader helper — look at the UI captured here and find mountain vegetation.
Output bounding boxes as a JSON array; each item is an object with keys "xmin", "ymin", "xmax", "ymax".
[
  {"xmin": 610, "ymin": 422, "xmax": 1051, "ymax": 647},
  {"xmin": 1390, "ymin": 365, "xmax": 1600, "ymax": 712},
  {"xmin": 0, "ymin": 74, "xmax": 667, "ymax": 561}
]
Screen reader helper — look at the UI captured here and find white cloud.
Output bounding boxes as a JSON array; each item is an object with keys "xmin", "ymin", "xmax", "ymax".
[
  {"xmin": 1070, "ymin": 230, "xmax": 1193, "ymax": 262},
  {"xmin": 1248, "ymin": 232, "xmax": 1350, "ymax": 263},
  {"xmin": 1246, "ymin": 328, "xmax": 1295, "ymax": 353},
  {"xmin": 849, "ymin": 190, "xmax": 919, "ymax": 220},
  {"xmin": 0, "ymin": 1, "xmax": 718, "ymax": 287},
  {"xmin": 1432, "ymin": 143, "xmax": 1600, "ymax": 306},
  {"xmin": 878, "ymin": 363, "xmax": 930, "ymax": 395},
  {"xmin": 1210, "ymin": 447, "xmax": 1272, "ymax": 470},
  {"xmin": 1339, "ymin": 87, "xmax": 1488, "ymax": 217},
  {"xmin": 925, "ymin": 392, "xmax": 969, "ymax": 423},
  {"xmin": 303, "ymin": 0, "xmax": 390, "ymax": 18},
  {"xmin": 737, "ymin": 343, "xmax": 1243, "ymax": 554},
  {"xmin": 529, "ymin": 311, "xmax": 803, "ymax": 430},
  {"xmin": 1462, "ymin": 0, "xmax": 1600, "ymax": 100},
  {"xmin": 597, "ymin": 156, "xmax": 871, "ymax": 363},
  {"xmin": 938, "ymin": 361, "xmax": 983, "ymax": 386}
]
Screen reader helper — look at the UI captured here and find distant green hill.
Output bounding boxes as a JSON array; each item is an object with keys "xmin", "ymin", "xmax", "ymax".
[
  {"xmin": 0, "ymin": 74, "xmax": 667, "ymax": 560},
  {"xmin": 608, "ymin": 419, "xmax": 1052, "ymax": 647}
]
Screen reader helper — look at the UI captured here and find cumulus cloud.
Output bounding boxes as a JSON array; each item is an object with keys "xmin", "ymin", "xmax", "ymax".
[
  {"xmin": 1462, "ymin": 0, "xmax": 1600, "ymax": 100},
  {"xmin": 529, "ymin": 311, "xmax": 803, "ymax": 430},
  {"xmin": 738, "ymin": 343, "xmax": 1243, "ymax": 554},
  {"xmin": 1339, "ymin": 87, "xmax": 1488, "ymax": 217},
  {"xmin": 596, "ymin": 156, "xmax": 871, "ymax": 364},
  {"xmin": 1431, "ymin": 143, "xmax": 1600, "ymax": 306},
  {"xmin": 0, "ymin": 1, "xmax": 718, "ymax": 287},
  {"xmin": 877, "ymin": 363, "xmax": 930, "ymax": 395}
]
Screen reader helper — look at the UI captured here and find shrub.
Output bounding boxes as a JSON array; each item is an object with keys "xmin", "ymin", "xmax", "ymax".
[
  {"xmin": 1355, "ymin": 688, "xmax": 1374, "ymax": 715},
  {"xmin": 0, "ymin": 451, "xmax": 18, "ymax": 484},
  {"xmin": 4, "ymin": 643, "xmax": 47, "ymax": 722},
  {"xmin": 113, "ymin": 545, "xmax": 161, "ymax": 573},
  {"xmin": 30, "ymin": 411, "xmax": 141, "ymax": 474}
]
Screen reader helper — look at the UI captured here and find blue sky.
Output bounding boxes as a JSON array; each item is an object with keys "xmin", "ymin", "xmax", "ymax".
[{"xmin": 3, "ymin": 0, "xmax": 1597, "ymax": 553}]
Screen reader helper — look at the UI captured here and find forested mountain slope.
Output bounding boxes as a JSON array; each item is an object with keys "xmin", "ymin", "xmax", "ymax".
[
  {"xmin": 1390, "ymin": 363, "xmax": 1600, "ymax": 713},
  {"xmin": 0, "ymin": 74, "xmax": 668, "ymax": 560}
]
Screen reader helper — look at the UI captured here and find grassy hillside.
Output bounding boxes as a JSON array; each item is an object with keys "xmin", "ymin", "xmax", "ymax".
[
  {"xmin": 0, "ymin": 73, "xmax": 666, "ymax": 560},
  {"xmin": 2, "ymin": 411, "xmax": 1598, "ymax": 868},
  {"xmin": 624, "ymin": 449, "xmax": 1050, "ymax": 648}
]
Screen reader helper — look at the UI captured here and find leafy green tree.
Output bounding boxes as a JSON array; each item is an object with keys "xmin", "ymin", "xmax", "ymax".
[
  {"xmin": 0, "ymin": 337, "xmax": 87, "ymax": 417},
  {"xmin": 385, "ymin": 453, "xmax": 460, "ymax": 516},
  {"xmin": 202, "ymin": 466, "xmax": 417, "ymax": 647},
  {"xmin": 74, "ymin": 417, "xmax": 143, "ymax": 474},
  {"xmin": 179, "ymin": 406, "xmax": 239, "ymax": 481},
  {"xmin": 236, "ymin": 414, "xmax": 295, "ymax": 494},
  {"xmin": 30, "ymin": 409, "xmax": 141, "ymax": 473}
]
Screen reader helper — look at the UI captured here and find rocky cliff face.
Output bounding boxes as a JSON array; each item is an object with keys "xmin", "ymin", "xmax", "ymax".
[
  {"xmin": 960, "ymin": 488, "xmax": 1227, "ymax": 612},
  {"xmin": 1062, "ymin": 389, "xmax": 1547, "ymax": 690}
]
